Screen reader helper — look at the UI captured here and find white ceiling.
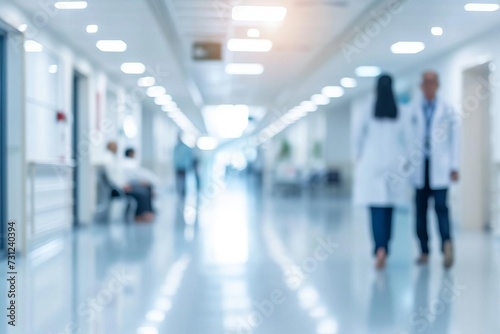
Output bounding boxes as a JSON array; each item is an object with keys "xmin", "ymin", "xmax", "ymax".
[{"xmin": 9, "ymin": 0, "xmax": 500, "ymax": 138}]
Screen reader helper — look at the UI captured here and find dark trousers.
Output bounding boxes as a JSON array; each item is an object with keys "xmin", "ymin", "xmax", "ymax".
[
  {"xmin": 113, "ymin": 185, "xmax": 153, "ymax": 216},
  {"xmin": 370, "ymin": 207, "xmax": 394, "ymax": 255},
  {"xmin": 175, "ymin": 170, "xmax": 187, "ymax": 196},
  {"xmin": 416, "ymin": 159, "xmax": 452, "ymax": 254}
]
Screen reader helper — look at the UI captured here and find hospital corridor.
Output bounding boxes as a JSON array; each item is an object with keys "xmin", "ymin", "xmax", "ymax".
[{"xmin": 0, "ymin": 1, "xmax": 500, "ymax": 333}]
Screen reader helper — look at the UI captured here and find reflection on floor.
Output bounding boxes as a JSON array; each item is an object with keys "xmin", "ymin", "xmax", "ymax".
[{"xmin": 1, "ymin": 177, "xmax": 500, "ymax": 334}]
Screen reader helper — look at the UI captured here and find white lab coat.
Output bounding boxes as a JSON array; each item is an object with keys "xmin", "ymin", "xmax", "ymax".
[
  {"xmin": 352, "ymin": 100, "xmax": 412, "ymax": 206},
  {"xmin": 407, "ymin": 98, "xmax": 460, "ymax": 189}
]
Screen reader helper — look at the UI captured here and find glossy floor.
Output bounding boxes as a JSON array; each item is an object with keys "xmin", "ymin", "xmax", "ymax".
[{"xmin": 2, "ymin": 178, "xmax": 500, "ymax": 334}]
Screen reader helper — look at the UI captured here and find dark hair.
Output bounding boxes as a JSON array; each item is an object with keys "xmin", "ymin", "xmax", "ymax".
[
  {"xmin": 125, "ymin": 148, "xmax": 135, "ymax": 157},
  {"xmin": 374, "ymin": 74, "xmax": 398, "ymax": 119}
]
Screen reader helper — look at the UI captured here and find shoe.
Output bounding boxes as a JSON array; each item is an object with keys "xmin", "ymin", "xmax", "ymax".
[
  {"xmin": 416, "ymin": 254, "xmax": 429, "ymax": 265},
  {"xmin": 443, "ymin": 241, "xmax": 454, "ymax": 269},
  {"xmin": 375, "ymin": 249, "xmax": 387, "ymax": 270}
]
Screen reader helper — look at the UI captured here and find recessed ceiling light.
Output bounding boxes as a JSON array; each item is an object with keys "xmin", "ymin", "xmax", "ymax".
[
  {"xmin": 24, "ymin": 40, "xmax": 43, "ymax": 52},
  {"xmin": 247, "ymin": 28, "xmax": 260, "ymax": 38},
  {"xmin": 355, "ymin": 66, "xmax": 382, "ymax": 77},
  {"xmin": 340, "ymin": 77, "xmax": 357, "ymax": 88},
  {"xmin": 232, "ymin": 6, "xmax": 287, "ymax": 22},
  {"xmin": 121, "ymin": 62, "xmax": 146, "ymax": 74},
  {"xmin": 391, "ymin": 41, "xmax": 425, "ymax": 54},
  {"xmin": 54, "ymin": 1, "xmax": 88, "ymax": 9},
  {"xmin": 431, "ymin": 27, "xmax": 443, "ymax": 36},
  {"xmin": 301, "ymin": 101, "xmax": 317, "ymax": 112},
  {"xmin": 311, "ymin": 94, "xmax": 330, "ymax": 106},
  {"xmin": 48, "ymin": 65, "xmax": 58, "ymax": 74},
  {"xmin": 322, "ymin": 86, "xmax": 345, "ymax": 98},
  {"xmin": 154, "ymin": 95, "xmax": 172, "ymax": 106},
  {"xmin": 225, "ymin": 63, "xmax": 264, "ymax": 75},
  {"xmin": 86, "ymin": 25, "xmax": 98, "ymax": 33},
  {"xmin": 137, "ymin": 76, "xmax": 155, "ymax": 87},
  {"xmin": 96, "ymin": 40, "xmax": 127, "ymax": 52},
  {"xmin": 227, "ymin": 39, "xmax": 272, "ymax": 52},
  {"xmin": 18, "ymin": 24, "xmax": 28, "ymax": 32},
  {"xmin": 464, "ymin": 3, "xmax": 499, "ymax": 11},
  {"xmin": 147, "ymin": 86, "xmax": 166, "ymax": 97},
  {"xmin": 137, "ymin": 326, "xmax": 158, "ymax": 334},
  {"xmin": 197, "ymin": 137, "xmax": 218, "ymax": 151}
]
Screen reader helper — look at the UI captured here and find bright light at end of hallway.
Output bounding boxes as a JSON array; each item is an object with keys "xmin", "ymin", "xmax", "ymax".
[
  {"xmin": 464, "ymin": 3, "xmax": 500, "ymax": 11},
  {"xmin": 431, "ymin": 27, "xmax": 444, "ymax": 36},
  {"xmin": 18, "ymin": 24, "xmax": 27, "ymax": 32},
  {"xmin": 86, "ymin": 25, "xmax": 98, "ymax": 33},
  {"xmin": 197, "ymin": 137, "xmax": 218, "ymax": 151},
  {"xmin": 123, "ymin": 116, "xmax": 138, "ymax": 139},
  {"xmin": 355, "ymin": 66, "xmax": 381, "ymax": 77},
  {"xmin": 121, "ymin": 62, "xmax": 145, "ymax": 74},
  {"xmin": 137, "ymin": 326, "xmax": 158, "ymax": 334},
  {"xmin": 225, "ymin": 63, "xmax": 264, "ymax": 75},
  {"xmin": 24, "ymin": 40, "xmax": 43, "ymax": 52},
  {"xmin": 247, "ymin": 28, "xmax": 260, "ymax": 37},
  {"xmin": 48, "ymin": 65, "xmax": 58, "ymax": 74},
  {"xmin": 232, "ymin": 6, "xmax": 287, "ymax": 22},
  {"xmin": 317, "ymin": 319, "xmax": 339, "ymax": 334},
  {"xmin": 54, "ymin": 1, "xmax": 88, "ymax": 9},
  {"xmin": 227, "ymin": 39, "xmax": 273, "ymax": 52},
  {"xmin": 322, "ymin": 86, "xmax": 344, "ymax": 98},
  {"xmin": 203, "ymin": 105, "xmax": 249, "ymax": 138},
  {"xmin": 96, "ymin": 40, "xmax": 127, "ymax": 52},
  {"xmin": 391, "ymin": 41, "xmax": 425, "ymax": 54}
]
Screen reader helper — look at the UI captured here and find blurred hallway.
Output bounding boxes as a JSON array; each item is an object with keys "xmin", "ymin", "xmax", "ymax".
[{"xmin": 2, "ymin": 177, "xmax": 499, "ymax": 334}]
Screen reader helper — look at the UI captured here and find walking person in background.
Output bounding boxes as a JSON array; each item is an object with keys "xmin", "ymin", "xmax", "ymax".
[
  {"xmin": 353, "ymin": 74, "xmax": 411, "ymax": 269},
  {"xmin": 410, "ymin": 71, "xmax": 460, "ymax": 269},
  {"xmin": 173, "ymin": 134, "xmax": 195, "ymax": 197}
]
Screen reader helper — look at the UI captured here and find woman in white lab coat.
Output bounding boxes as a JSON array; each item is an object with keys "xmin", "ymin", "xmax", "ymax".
[{"xmin": 352, "ymin": 74, "xmax": 410, "ymax": 269}]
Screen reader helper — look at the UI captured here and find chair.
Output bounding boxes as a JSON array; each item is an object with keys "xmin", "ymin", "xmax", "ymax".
[{"xmin": 94, "ymin": 167, "xmax": 137, "ymax": 223}]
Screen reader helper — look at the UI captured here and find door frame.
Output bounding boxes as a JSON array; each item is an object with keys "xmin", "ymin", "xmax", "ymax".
[{"xmin": 0, "ymin": 30, "xmax": 6, "ymax": 255}]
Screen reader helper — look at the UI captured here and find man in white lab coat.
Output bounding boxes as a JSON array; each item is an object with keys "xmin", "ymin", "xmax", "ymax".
[{"xmin": 409, "ymin": 71, "xmax": 460, "ymax": 269}]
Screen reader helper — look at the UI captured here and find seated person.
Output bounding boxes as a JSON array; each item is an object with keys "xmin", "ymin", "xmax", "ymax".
[{"xmin": 105, "ymin": 141, "xmax": 155, "ymax": 222}]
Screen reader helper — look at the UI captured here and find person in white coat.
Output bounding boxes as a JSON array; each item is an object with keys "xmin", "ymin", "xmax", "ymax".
[
  {"xmin": 353, "ymin": 74, "xmax": 411, "ymax": 269},
  {"xmin": 408, "ymin": 71, "xmax": 460, "ymax": 269}
]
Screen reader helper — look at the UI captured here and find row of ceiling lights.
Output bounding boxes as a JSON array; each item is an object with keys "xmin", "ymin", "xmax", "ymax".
[{"xmin": 21, "ymin": 1, "xmax": 199, "ymax": 136}]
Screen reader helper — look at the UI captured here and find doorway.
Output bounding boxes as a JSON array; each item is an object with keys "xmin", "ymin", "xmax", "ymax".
[
  {"xmin": 0, "ymin": 32, "xmax": 6, "ymax": 254},
  {"xmin": 461, "ymin": 62, "xmax": 492, "ymax": 229}
]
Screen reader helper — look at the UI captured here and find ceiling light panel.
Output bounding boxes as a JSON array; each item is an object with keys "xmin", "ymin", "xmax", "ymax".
[
  {"xmin": 54, "ymin": 1, "xmax": 88, "ymax": 9},
  {"xmin": 121, "ymin": 62, "xmax": 146, "ymax": 74},
  {"xmin": 96, "ymin": 40, "xmax": 127, "ymax": 52},
  {"xmin": 391, "ymin": 41, "xmax": 425, "ymax": 54},
  {"xmin": 232, "ymin": 6, "xmax": 287, "ymax": 22}
]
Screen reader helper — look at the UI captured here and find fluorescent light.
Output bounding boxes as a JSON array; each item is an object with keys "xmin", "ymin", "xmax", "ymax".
[
  {"xmin": 54, "ymin": 1, "xmax": 88, "ymax": 9},
  {"xmin": 431, "ymin": 27, "xmax": 443, "ymax": 36},
  {"xmin": 146, "ymin": 310, "xmax": 165, "ymax": 322},
  {"xmin": 154, "ymin": 95, "xmax": 172, "ymax": 106},
  {"xmin": 311, "ymin": 94, "xmax": 330, "ymax": 106},
  {"xmin": 137, "ymin": 326, "xmax": 158, "ymax": 334},
  {"xmin": 197, "ymin": 137, "xmax": 218, "ymax": 151},
  {"xmin": 464, "ymin": 3, "xmax": 499, "ymax": 11},
  {"xmin": 86, "ymin": 24, "xmax": 98, "ymax": 33},
  {"xmin": 48, "ymin": 65, "xmax": 58, "ymax": 74},
  {"xmin": 391, "ymin": 41, "xmax": 425, "ymax": 54},
  {"xmin": 232, "ymin": 6, "xmax": 287, "ymax": 22},
  {"xmin": 340, "ymin": 77, "xmax": 357, "ymax": 88},
  {"xmin": 24, "ymin": 40, "xmax": 43, "ymax": 52},
  {"xmin": 247, "ymin": 28, "xmax": 260, "ymax": 38},
  {"xmin": 121, "ymin": 62, "xmax": 146, "ymax": 74},
  {"xmin": 355, "ymin": 66, "xmax": 381, "ymax": 77},
  {"xmin": 147, "ymin": 86, "xmax": 166, "ymax": 97},
  {"xmin": 225, "ymin": 63, "xmax": 264, "ymax": 75},
  {"xmin": 301, "ymin": 101, "xmax": 317, "ymax": 112},
  {"xmin": 322, "ymin": 86, "xmax": 345, "ymax": 98},
  {"xmin": 227, "ymin": 39, "xmax": 272, "ymax": 52},
  {"xmin": 138, "ymin": 76, "xmax": 155, "ymax": 87},
  {"xmin": 18, "ymin": 24, "xmax": 27, "ymax": 32},
  {"xmin": 162, "ymin": 102, "xmax": 177, "ymax": 112},
  {"xmin": 96, "ymin": 40, "xmax": 127, "ymax": 52}
]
